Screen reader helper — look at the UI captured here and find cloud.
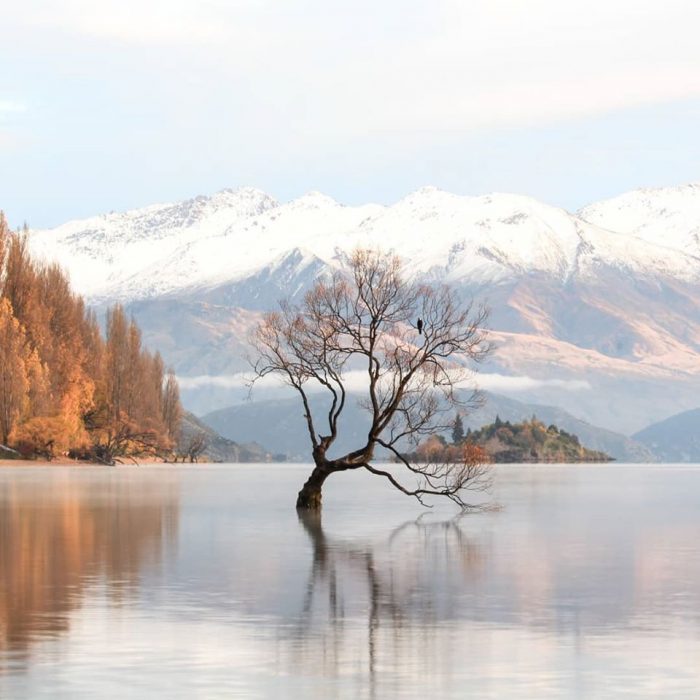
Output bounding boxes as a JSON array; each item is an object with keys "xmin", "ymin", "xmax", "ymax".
[
  {"xmin": 475, "ymin": 373, "xmax": 592, "ymax": 393},
  {"xmin": 177, "ymin": 370, "xmax": 378, "ymax": 394},
  {"xmin": 177, "ymin": 370, "xmax": 592, "ymax": 395},
  {"xmin": 5, "ymin": 1, "xmax": 700, "ymax": 133},
  {"xmin": 176, "ymin": 373, "xmax": 253, "ymax": 390}
]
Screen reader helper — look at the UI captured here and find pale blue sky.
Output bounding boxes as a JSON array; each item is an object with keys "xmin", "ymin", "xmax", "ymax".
[{"xmin": 2, "ymin": 0, "xmax": 699, "ymax": 228}]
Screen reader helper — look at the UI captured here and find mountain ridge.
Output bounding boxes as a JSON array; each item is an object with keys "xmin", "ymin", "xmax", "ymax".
[
  {"xmin": 632, "ymin": 407, "xmax": 700, "ymax": 462},
  {"xmin": 28, "ymin": 184, "xmax": 700, "ymax": 304},
  {"xmin": 24, "ymin": 182, "xmax": 700, "ymax": 438}
]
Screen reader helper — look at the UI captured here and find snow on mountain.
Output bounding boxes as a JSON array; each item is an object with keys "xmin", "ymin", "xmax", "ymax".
[
  {"xmin": 29, "ymin": 185, "xmax": 700, "ymax": 303},
  {"xmin": 28, "ymin": 187, "xmax": 278, "ymax": 300},
  {"xmin": 25, "ymin": 181, "xmax": 700, "ymax": 436},
  {"xmin": 578, "ymin": 183, "xmax": 700, "ymax": 256},
  {"xmin": 354, "ymin": 188, "xmax": 699, "ymax": 285}
]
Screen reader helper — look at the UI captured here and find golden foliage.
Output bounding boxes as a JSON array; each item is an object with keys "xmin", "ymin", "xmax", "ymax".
[{"xmin": 0, "ymin": 222, "xmax": 182, "ymax": 461}]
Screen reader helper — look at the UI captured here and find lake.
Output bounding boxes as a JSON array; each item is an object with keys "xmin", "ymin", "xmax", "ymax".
[{"xmin": 0, "ymin": 464, "xmax": 698, "ymax": 698}]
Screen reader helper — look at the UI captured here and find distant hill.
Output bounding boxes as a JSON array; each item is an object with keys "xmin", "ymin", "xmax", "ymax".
[
  {"xmin": 179, "ymin": 412, "xmax": 272, "ymax": 463},
  {"xmin": 202, "ymin": 395, "xmax": 373, "ymax": 462},
  {"xmin": 201, "ymin": 391, "xmax": 655, "ymax": 463},
  {"xmin": 633, "ymin": 409, "xmax": 700, "ymax": 462},
  {"xmin": 466, "ymin": 418, "xmax": 612, "ymax": 463},
  {"xmin": 465, "ymin": 392, "xmax": 655, "ymax": 462}
]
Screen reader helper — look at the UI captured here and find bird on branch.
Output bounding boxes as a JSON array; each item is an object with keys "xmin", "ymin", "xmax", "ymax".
[{"xmin": 417, "ymin": 318, "xmax": 424, "ymax": 335}]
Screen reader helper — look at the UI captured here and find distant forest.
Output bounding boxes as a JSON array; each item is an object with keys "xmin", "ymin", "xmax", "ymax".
[
  {"xmin": 408, "ymin": 416, "xmax": 612, "ymax": 464},
  {"xmin": 0, "ymin": 214, "xmax": 182, "ymax": 463}
]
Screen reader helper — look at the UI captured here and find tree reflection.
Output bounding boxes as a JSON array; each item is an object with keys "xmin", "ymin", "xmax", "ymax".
[
  {"xmin": 291, "ymin": 510, "xmax": 484, "ymax": 697},
  {"xmin": 0, "ymin": 474, "xmax": 179, "ymax": 670}
]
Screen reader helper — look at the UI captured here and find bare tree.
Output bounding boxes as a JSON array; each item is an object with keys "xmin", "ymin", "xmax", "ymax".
[
  {"xmin": 180, "ymin": 432, "xmax": 208, "ymax": 463},
  {"xmin": 251, "ymin": 249, "xmax": 491, "ymax": 510}
]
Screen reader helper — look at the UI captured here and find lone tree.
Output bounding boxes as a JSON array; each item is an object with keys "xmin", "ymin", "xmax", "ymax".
[{"xmin": 251, "ymin": 249, "xmax": 491, "ymax": 510}]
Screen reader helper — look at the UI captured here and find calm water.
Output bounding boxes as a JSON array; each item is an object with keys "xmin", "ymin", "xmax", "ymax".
[{"xmin": 0, "ymin": 464, "xmax": 699, "ymax": 699}]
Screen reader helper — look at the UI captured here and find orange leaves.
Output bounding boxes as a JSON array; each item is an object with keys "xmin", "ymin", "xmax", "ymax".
[
  {"xmin": 413, "ymin": 435, "xmax": 490, "ymax": 465},
  {"xmin": 0, "ymin": 297, "xmax": 30, "ymax": 443},
  {"xmin": 461, "ymin": 441, "xmax": 490, "ymax": 465},
  {"xmin": 0, "ymin": 225, "xmax": 182, "ymax": 460},
  {"xmin": 93, "ymin": 305, "xmax": 180, "ymax": 459}
]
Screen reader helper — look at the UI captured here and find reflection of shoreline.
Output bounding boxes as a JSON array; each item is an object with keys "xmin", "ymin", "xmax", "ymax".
[
  {"xmin": 0, "ymin": 460, "xmax": 168, "ymax": 467},
  {"xmin": 0, "ymin": 473, "xmax": 180, "ymax": 670},
  {"xmin": 0, "ymin": 459, "xmax": 83, "ymax": 467}
]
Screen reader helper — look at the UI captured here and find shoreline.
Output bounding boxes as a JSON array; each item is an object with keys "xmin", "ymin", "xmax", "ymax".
[
  {"xmin": 0, "ymin": 459, "xmax": 167, "ymax": 467},
  {"xmin": 0, "ymin": 458, "xmax": 97, "ymax": 467}
]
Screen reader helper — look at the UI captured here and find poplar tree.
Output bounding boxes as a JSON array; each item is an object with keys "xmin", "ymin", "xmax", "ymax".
[{"xmin": 0, "ymin": 299, "xmax": 29, "ymax": 444}]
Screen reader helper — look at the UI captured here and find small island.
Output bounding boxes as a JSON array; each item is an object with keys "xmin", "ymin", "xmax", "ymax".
[{"xmin": 407, "ymin": 416, "xmax": 613, "ymax": 464}]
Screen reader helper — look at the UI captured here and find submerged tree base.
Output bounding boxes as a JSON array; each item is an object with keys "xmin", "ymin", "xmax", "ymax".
[
  {"xmin": 296, "ymin": 465, "xmax": 329, "ymax": 510},
  {"xmin": 296, "ymin": 488, "xmax": 323, "ymax": 510}
]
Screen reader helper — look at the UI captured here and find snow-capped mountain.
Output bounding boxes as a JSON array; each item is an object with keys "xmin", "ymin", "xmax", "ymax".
[
  {"xmin": 579, "ymin": 183, "xmax": 700, "ymax": 256},
  {"xmin": 29, "ymin": 187, "xmax": 279, "ymax": 301},
  {"xmin": 26, "ymin": 183, "xmax": 700, "ymax": 436},
  {"xmin": 29, "ymin": 185, "xmax": 700, "ymax": 304}
]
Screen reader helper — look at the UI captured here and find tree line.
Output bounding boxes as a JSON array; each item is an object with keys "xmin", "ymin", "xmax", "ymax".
[
  {"xmin": 408, "ymin": 414, "xmax": 612, "ymax": 463},
  {"xmin": 0, "ymin": 214, "xmax": 182, "ymax": 463}
]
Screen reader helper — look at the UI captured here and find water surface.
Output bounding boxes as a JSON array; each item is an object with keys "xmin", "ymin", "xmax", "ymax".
[{"xmin": 0, "ymin": 464, "xmax": 698, "ymax": 698}]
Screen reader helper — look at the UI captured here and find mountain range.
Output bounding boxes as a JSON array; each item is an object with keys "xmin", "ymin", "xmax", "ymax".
[
  {"xmin": 203, "ymin": 391, "xmax": 655, "ymax": 463},
  {"xmin": 632, "ymin": 408, "xmax": 700, "ymax": 462},
  {"xmin": 27, "ymin": 182, "xmax": 700, "ymax": 444}
]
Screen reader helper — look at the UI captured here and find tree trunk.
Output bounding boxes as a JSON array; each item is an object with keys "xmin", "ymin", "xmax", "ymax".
[{"xmin": 296, "ymin": 462, "xmax": 332, "ymax": 510}]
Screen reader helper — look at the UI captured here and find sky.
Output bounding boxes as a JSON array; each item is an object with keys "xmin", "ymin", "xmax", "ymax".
[{"xmin": 1, "ymin": 0, "xmax": 700, "ymax": 228}]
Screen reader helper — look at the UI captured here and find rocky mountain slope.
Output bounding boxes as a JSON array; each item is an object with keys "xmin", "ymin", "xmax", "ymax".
[
  {"xmin": 632, "ymin": 408, "xmax": 700, "ymax": 462},
  {"xmin": 26, "ymin": 183, "xmax": 700, "ymax": 437},
  {"xmin": 179, "ymin": 412, "xmax": 271, "ymax": 463}
]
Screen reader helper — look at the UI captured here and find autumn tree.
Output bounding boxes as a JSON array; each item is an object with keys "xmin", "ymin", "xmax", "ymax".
[
  {"xmin": 104, "ymin": 304, "xmax": 129, "ymax": 424},
  {"xmin": 161, "ymin": 368, "xmax": 182, "ymax": 445},
  {"xmin": 251, "ymin": 249, "xmax": 492, "ymax": 511},
  {"xmin": 0, "ymin": 212, "xmax": 8, "ymax": 274},
  {"xmin": 0, "ymin": 218, "xmax": 183, "ymax": 461},
  {"xmin": 33, "ymin": 263, "xmax": 96, "ymax": 450},
  {"xmin": 2, "ymin": 226, "xmax": 34, "ymax": 321},
  {"xmin": 0, "ymin": 299, "xmax": 29, "ymax": 444},
  {"xmin": 0, "ymin": 228, "xmax": 99, "ymax": 454},
  {"xmin": 86, "ymin": 305, "xmax": 180, "ymax": 463}
]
